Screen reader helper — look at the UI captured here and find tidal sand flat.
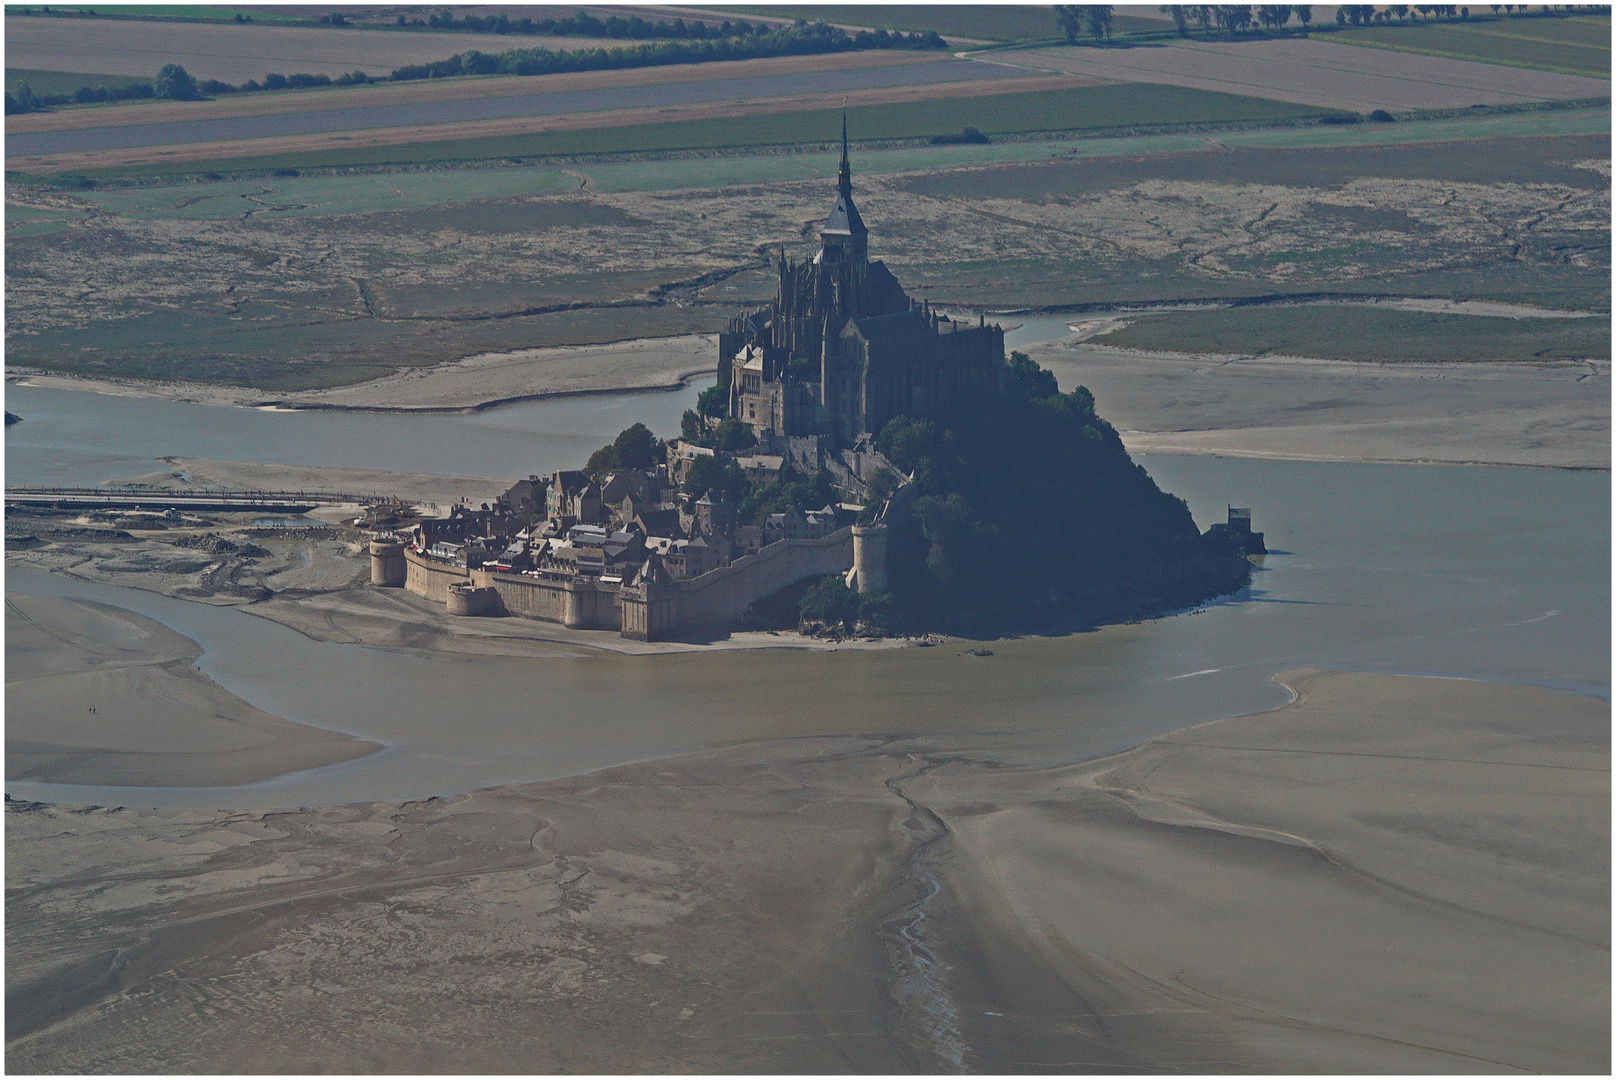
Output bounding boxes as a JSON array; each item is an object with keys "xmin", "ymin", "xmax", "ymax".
[
  {"xmin": 1029, "ymin": 340, "xmax": 1610, "ymax": 469},
  {"xmin": 6, "ymin": 670, "xmax": 1604, "ymax": 1071},
  {"xmin": 4, "ymin": 594, "xmax": 380, "ymax": 788}
]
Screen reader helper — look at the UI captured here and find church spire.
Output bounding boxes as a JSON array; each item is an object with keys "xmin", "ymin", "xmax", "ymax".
[
  {"xmin": 837, "ymin": 101, "xmax": 852, "ymax": 199},
  {"xmin": 820, "ymin": 103, "xmax": 868, "ymax": 261}
]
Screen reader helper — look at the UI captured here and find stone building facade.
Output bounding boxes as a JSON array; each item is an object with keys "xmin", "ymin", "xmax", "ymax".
[{"xmin": 721, "ymin": 115, "xmax": 1006, "ymax": 448}]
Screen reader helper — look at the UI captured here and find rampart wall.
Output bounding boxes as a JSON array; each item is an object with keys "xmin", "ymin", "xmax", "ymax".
[
  {"xmin": 636, "ymin": 525, "xmax": 854, "ymax": 639},
  {"xmin": 405, "ymin": 551, "xmax": 468, "ymax": 603},
  {"xmin": 401, "ymin": 526, "xmax": 855, "ymax": 640}
]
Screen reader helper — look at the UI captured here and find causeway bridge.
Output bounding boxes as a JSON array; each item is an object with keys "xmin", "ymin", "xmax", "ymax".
[{"xmin": 4, "ymin": 486, "xmax": 370, "ymax": 514}]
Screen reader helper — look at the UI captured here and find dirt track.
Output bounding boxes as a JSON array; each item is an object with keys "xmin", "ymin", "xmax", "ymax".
[{"xmin": 1003, "ymin": 36, "xmax": 1611, "ymax": 111}]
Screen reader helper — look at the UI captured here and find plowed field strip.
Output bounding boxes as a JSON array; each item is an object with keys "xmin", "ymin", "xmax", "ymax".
[
  {"xmin": 8, "ymin": 58, "xmax": 1029, "ymax": 157},
  {"xmin": 4, "ymin": 50, "xmax": 937, "ymax": 134}
]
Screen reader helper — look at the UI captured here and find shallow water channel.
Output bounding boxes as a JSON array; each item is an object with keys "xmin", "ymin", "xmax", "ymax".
[{"xmin": 4, "ymin": 322, "xmax": 1608, "ymax": 808}]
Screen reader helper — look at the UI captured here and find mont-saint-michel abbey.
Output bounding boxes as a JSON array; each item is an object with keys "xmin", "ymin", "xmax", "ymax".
[
  {"xmin": 384, "ymin": 124, "xmax": 1076, "ymax": 642},
  {"xmin": 724, "ymin": 121, "xmax": 1005, "ymax": 450},
  {"xmin": 6, "ymin": 5, "xmax": 1608, "ymax": 1073}
]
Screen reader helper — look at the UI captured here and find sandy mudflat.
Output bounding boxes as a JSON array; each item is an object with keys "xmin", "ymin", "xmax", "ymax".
[
  {"xmin": 6, "ymin": 669, "xmax": 1606, "ymax": 1071},
  {"xmin": 134, "ymin": 456, "xmax": 514, "ymax": 507},
  {"xmin": 9, "ymin": 333, "xmax": 720, "ymax": 413},
  {"xmin": 1031, "ymin": 339, "xmax": 1611, "ymax": 469},
  {"xmin": 4, "ymin": 594, "xmax": 380, "ymax": 788}
]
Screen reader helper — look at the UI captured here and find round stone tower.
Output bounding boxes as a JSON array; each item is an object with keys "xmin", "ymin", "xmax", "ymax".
[
  {"xmin": 370, "ymin": 538, "xmax": 406, "ymax": 587},
  {"xmin": 446, "ymin": 582, "xmax": 499, "ymax": 616},
  {"xmin": 851, "ymin": 523, "xmax": 888, "ymax": 594}
]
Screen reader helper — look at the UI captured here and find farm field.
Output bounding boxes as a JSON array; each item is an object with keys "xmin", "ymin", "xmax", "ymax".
[
  {"xmin": 17, "ymin": 106, "xmax": 1604, "ymax": 221},
  {"xmin": 698, "ymin": 5, "xmax": 1164, "ymax": 42},
  {"xmin": 3, "ymin": 49, "xmax": 936, "ymax": 135},
  {"xmin": 1094, "ymin": 306, "xmax": 1611, "ymax": 364},
  {"xmin": 27, "ymin": 81, "xmax": 1337, "ymax": 180},
  {"xmin": 6, "ymin": 126, "xmax": 1605, "ymax": 390},
  {"xmin": 0, "ymin": 15, "xmax": 635, "ymax": 83},
  {"xmin": 1332, "ymin": 13, "xmax": 1611, "ymax": 79},
  {"xmin": 5, "ymin": 58, "xmax": 1043, "ymax": 160},
  {"xmin": 1004, "ymin": 36, "xmax": 1612, "ymax": 112}
]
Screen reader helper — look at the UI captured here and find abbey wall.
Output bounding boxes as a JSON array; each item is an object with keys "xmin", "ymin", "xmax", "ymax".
[{"xmin": 398, "ymin": 527, "xmax": 855, "ymax": 641}]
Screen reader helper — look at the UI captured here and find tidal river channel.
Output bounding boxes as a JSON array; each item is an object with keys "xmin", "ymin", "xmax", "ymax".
[{"xmin": 4, "ymin": 325, "xmax": 1609, "ymax": 808}]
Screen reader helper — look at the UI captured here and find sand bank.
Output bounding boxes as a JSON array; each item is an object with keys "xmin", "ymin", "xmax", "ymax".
[
  {"xmin": 917, "ymin": 669, "xmax": 1610, "ymax": 1071},
  {"xmin": 13, "ymin": 326, "xmax": 1608, "ymax": 469},
  {"xmin": 4, "ymin": 594, "xmax": 380, "ymax": 787},
  {"xmin": 134, "ymin": 456, "xmax": 513, "ymax": 508},
  {"xmin": 8, "ymin": 334, "xmax": 719, "ymax": 413},
  {"xmin": 1030, "ymin": 340, "xmax": 1610, "ymax": 469},
  {"xmin": 6, "ymin": 669, "xmax": 1606, "ymax": 1071}
]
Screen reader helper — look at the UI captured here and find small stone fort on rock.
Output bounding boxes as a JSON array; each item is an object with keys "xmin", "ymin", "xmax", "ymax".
[{"xmin": 386, "ymin": 122, "xmax": 1001, "ymax": 641}]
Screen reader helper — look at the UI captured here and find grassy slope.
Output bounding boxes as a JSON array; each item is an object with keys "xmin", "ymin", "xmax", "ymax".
[
  {"xmin": 1098, "ymin": 307, "xmax": 1610, "ymax": 363},
  {"xmin": 5, "ymin": 67, "xmax": 151, "ymax": 95},
  {"xmin": 1331, "ymin": 13, "xmax": 1611, "ymax": 79},
  {"xmin": 79, "ymin": 83, "xmax": 1335, "ymax": 179}
]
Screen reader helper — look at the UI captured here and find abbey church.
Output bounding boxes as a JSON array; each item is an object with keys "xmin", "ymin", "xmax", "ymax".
[{"xmin": 719, "ymin": 118, "xmax": 1005, "ymax": 450}]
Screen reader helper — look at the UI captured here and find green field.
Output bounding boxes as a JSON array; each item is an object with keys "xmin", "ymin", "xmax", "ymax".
[
  {"xmin": 75, "ymin": 83, "xmax": 1338, "ymax": 180},
  {"xmin": 702, "ymin": 5, "xmax": 1171, "ymax": 42},
  {"xmin": 41, "ymin": 105, "xmax": 1603, "ymax": 230},
  {"xmin": 1098, "ymin": 306, "xmax": 1610, "ymax": 363},
  {"xmin": 702, "ymin": 5, "xmax": 1068, "ymax": 42},
  {"xmin": 5, "ymin": 67, "xmax": 150, "ymax": 95},
  {"xmin": 1332, "ymin": 13, "xmax": 1610, "ymax": 78}
]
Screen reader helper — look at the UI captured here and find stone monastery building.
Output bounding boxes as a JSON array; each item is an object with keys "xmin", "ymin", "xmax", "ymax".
[{"xmin": 721, "ymin": 115, "xmax": 1005, "ymax": 449}]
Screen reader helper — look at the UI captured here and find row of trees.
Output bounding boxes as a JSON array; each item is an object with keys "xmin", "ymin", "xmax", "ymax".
[
  {"xmin": 3, "ymin": 62, "xmax": 378, "ymax": 114},
  {"xmin": 1055, "ymin": 5, "xmax": 1115, "ymax": 41},
  {"xmin": 8, "ymin": 21, "xmax": 941, "ymax": 115},
  {"xmin": 387, "ymin": 24, "xmax": 945, "ymax": 82},
  {"xmin": 1160, "ymin": 5, "xmax": 1315, "ymax": 35},
  {"xmin": 413, "ymin": 10, "xmax": 773, "ymax": 41}
]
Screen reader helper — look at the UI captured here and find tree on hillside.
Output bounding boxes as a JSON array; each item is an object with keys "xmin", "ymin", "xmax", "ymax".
[
  {"xmin": 586, "ymin": 421, "xmax": 662, "ymax": 474},
  {"xmin": 1054, "ymin": 5, "xmax": 1111, "ymax": 41},
  {"xmin": 1085, "ymin": 4, "xmax": 1114, "ymax": 39},
  {"xmin": 5, "ymin": 83, "xmax": 41, "ymax": 114},
  {"xmin": 1054, "ymin": 5, "xmax": 1083, "ymax": 41},
  {"xmin": 153, "ymin": 63, "xmax": 200, "ymax": 100},
  {"xmin": 681, "ymin": 453, "xmax": 746, "ymax": 499},
  {"xmin": 1221, "ymin": 5, "xmax": 1255, "ymax": 32},
  {"xmin": 1257, "ymin": 4, "xmax": 1294, "ymax": 29},
  {"xmin": 1295, "ymin": 4, "xmax": 1313, "ymax": 26},
  {"xmin": 1161, "ymin": 4, "xmax": 1191, "ymax": 33}
]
